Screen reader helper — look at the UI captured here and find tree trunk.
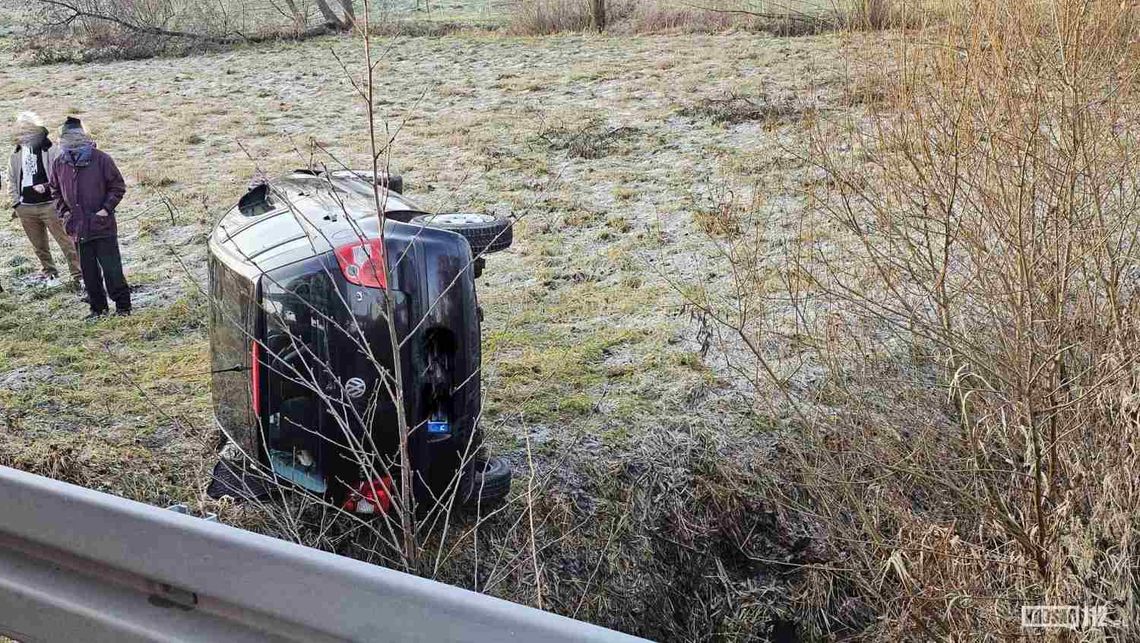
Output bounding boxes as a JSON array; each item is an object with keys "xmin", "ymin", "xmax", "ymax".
[
  {"xmin": 280, "ymin": 0, "xmax": 306, "ymax": 31},
  {"xmin": 315, "ymin": 0, "xmax": 347, "ymax": 28},
  {"xmin": 591, "ymin": 0, "xmax": 606, "ymax": 31},
  {"xmin": 338, "ymin": 0, "xmax": 357, "ymax": 26}
]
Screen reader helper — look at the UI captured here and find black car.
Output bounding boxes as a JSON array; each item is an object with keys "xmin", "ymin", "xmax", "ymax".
[{"xmin": 206, "ymin": 169, "xmax": 512, "ymax": 513}]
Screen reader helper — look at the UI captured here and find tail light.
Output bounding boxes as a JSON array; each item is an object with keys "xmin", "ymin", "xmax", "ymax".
[
  {"xmin": 251, "ymin": 340, "xmax": 262, "ymax": 418},
  {"xmin": 343, "ymin": 476, "xmax": 393, "ymax": 515},
  {"xmin": 335, "ymin": 238, "xmax": 387, "ymax": 289}
]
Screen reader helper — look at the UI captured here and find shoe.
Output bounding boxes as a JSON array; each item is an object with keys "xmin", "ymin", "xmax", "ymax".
[
  {"xmin": 115, "ymin": 308, "xmax": 131, "ymax": 317},
  {"xmin": 84, "ymin": 311, "xmax": 107, "ymax": 322}
]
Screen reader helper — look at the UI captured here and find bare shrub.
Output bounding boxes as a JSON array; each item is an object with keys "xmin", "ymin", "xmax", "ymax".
[
  {"xmin": 507, "ymin": 0, "xmax": 599, "ymax": 34},
  {"xmin": 841, "ymin": 0, "xmax": 917, "ymax": 30},
  {"xmin": 683, "ymin": 0, "xmax": 1140, "ymax": 637}
]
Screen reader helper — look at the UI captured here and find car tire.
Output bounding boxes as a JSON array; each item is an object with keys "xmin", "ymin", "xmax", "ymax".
[
  {"xmin": 379, "ymin": 173, "xmax": 403, "ymax": 194},
  {"xmin": 336, "ymin": 169, "xmax": 403, "ymax": 194},
  {"xmin": 411, "ymin": 213, "xmax": 513, "ymax": 256},
  {"xmin": 461, "ymin": 456, "xmax": 512, "ymax": 506}
]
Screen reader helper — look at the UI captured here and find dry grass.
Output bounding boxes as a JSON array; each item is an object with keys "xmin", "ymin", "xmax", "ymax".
[
  {"xmin": 680, "ymin": 92, "xmax": 816, "ymax": 126},
  {"xmin": 533, "ymin": 118, "xmax": 645, "ymax": 158}
]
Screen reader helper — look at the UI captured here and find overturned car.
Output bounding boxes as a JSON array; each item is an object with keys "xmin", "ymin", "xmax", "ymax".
[{"xmin": 206, "ymin": 169, "xmax": 512, "ymax": 512}]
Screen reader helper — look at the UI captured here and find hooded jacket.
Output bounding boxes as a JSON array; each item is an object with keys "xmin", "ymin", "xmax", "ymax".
[
  {"xmin": 8, "ymin": 127, "xmax": 60, "ymax": 208},
  {"xmin": 49, "ymin": 148, "xmax": 127, "ymax": 243}
]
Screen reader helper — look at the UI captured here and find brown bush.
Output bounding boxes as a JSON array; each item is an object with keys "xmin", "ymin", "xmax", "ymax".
[
  {"xmin": 842, "ymin": 0, "xmax": 918, "ymax": 30},
  {"xmin": 684, "ymin": 0, "xmax": 1140, "ymax": 637},
  {"xmin": 507, "ymin": 0, "xmax": 624, "ymax": 34}
]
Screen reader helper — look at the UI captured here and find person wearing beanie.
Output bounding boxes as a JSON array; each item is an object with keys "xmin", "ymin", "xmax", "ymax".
[
  {"xmin": 49, "ymin": 117, "xmax": 131, "ymax": 319},
  {"xmin": 7, "ymin": 111, "xmax": 82, "ymax": 288}
]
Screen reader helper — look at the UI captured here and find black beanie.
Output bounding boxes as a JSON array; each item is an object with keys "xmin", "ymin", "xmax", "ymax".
[{"xmin": 60, "ymin": 116, "xmax": 84, "ymax": 134}]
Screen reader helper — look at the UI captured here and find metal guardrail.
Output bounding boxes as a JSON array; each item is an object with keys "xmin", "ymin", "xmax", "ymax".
[{"xmin": 0, "ymin": 465, "xmax": 646, "ymax": 642}]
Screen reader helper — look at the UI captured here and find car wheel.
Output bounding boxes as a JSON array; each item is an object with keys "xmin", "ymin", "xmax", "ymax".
[
  {"xmin": 411, "ymin": 213, "xmax": 513, "ymax": 256},
  {"xmin": 461, "ymin": 455, "xmax": 512, "ymax": 506},
  {"xmin": 336, "ymin": 169, "xmax": 403, "ymax": 194}
]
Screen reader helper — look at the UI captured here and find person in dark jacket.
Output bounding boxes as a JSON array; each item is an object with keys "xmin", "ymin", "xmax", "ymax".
[
  {"xmin": 8, "ymin": 111, "xmax": 81, "ymax": 288},
  {"xmin": 49, "ymin": 117, "xmax": 130, "ymax": 319}
]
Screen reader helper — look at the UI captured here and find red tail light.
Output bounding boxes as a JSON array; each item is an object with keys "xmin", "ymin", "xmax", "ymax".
[
  {"xmin": 251, "ymin": 340, "xmax": 261, "ymax": 418},
  {"xmin": 342, "ymin": 476, "xmax": 393, "ymax": 515},
  {"xmin": 335, "ymin": 238, "xmax": 387, "ymax": 289}
]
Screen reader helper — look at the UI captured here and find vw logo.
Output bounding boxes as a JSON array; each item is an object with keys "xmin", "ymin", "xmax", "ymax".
[{"xmin": 344, "ymin": 377, "xmax": 367, "ymax": 399}]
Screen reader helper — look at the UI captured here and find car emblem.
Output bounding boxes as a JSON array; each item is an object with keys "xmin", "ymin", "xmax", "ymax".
[{"xmin": 344, "ymin": 377, "xmax": 367, "ymax": 399}]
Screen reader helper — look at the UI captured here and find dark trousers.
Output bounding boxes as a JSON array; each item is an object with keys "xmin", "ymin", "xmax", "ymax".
[{"xmin": 78, "ymin": 237, "xmax": 131, "ymax": 314}]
